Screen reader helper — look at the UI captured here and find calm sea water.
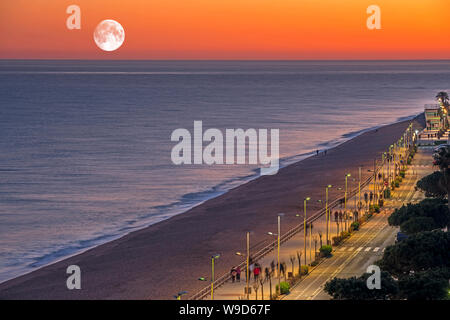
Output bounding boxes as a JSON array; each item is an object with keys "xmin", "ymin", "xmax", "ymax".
[{"xmin": 0, "ymin": 60, "xmax": 449, "ymax": 282}]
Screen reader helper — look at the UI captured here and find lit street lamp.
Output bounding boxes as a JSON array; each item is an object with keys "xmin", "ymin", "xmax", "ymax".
[
  {"xmin": 325, "ymin": 185, "xmax": 332, "ymax": 245},
  {"xmin": 211, "ymin": 253, "xmax": 220, "ymax": 300},
  {"xmin": 344, "ymin": 173, "xmax": 351, "ymax": 231},
  {"xmin": 303, "ymin": 197, "xmax": 310, "ymax": 265}
]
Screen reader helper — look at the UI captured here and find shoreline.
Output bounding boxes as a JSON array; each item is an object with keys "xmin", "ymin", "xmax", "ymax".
[
  {"xmin": 0, "ymin": 113, "xmax": 419, "ymax": 285},
  {"xmin": 0, "ymin": 114, "xmax": 425, "ymax": 299}
]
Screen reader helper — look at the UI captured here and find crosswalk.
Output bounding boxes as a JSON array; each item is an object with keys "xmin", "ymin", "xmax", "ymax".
[{"xmin": 335, "ymin": 246, "xmax": 385, "ymax": 253}]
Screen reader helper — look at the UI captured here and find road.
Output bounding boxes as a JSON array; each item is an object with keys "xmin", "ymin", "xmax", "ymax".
[{"xmin": 285, "ymin": 147, "xmax": 434, "ymax": 300}]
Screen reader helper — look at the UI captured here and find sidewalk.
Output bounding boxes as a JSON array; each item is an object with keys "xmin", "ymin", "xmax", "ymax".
[{"xmin": 213, "ymin": 147, "xmax": 431, "ymax": 300}]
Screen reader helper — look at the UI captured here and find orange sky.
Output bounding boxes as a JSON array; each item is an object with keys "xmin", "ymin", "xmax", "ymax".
[{"xmin": 1, "ymin": 0, "xmax": 449, "ymax": 59}]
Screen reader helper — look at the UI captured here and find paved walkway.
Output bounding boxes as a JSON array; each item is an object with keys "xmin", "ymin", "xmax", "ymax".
[{"xmin": 214, "ymin": 147, "xmax": 433, "ymax": 300}]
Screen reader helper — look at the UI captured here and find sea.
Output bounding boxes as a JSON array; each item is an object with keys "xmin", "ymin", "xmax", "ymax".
[{"xmin": 0, "ymin": 60, "xmax": 449, "ymax": 282}]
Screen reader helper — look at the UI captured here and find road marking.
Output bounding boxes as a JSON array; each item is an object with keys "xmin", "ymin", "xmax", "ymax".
[
  {"xmin": 340, "ymin": 247, "xmax": 347, "ymax": 251},
  {"xmin": 356, "ymin": 247, "xmax": 363, "ymax": 251},
  {"xmin": 382, "ymin": 248, "xmax": 385, "ymax": 252},
  {"xmin": 364, "ymin": 247, "xmax": 371, "ymax": 251},
  {"xmin": 348, "ymin": 247, "xmax": 354, "ymax": 251},
  {"xmin": 373, "ymin": 247, "xmax": 380, "ymax": 252}
]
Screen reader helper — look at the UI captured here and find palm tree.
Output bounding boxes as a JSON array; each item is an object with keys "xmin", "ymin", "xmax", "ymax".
[
  {"xmin": 436, "ymin": 91, "xmax": 449, "ymax": 107},
  {"xmin": 432, "ymin": 144, "xmax": 450, "ymax": 210}
]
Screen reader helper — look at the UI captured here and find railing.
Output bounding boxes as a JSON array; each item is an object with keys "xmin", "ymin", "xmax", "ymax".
[{"xmin": 189, "ymin": 173, "xmax": 377, "ymax": 300}]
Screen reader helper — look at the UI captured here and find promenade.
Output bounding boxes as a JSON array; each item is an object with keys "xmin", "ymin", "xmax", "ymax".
[{"xmin": 213, "ymin": 146, "xmax": 433, "ymax": 300}]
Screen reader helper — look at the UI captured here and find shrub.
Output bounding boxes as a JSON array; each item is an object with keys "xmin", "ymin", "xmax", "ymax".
[
  {"xmin": 369, "ymin": 204, "xmax": 380, "ymax": 213},
  {"xmin": 300, "ymin": 265, "xmax": 309, "ymax": 275},
  {"xmin": 319, "ymin": 245, "xmax": 333, "ymax": 257},
  {"xmin": 350, "ymin": 221, "xmax": 360, "ymax": 231},
  {"xmin": 384, "ymin": 188, "xmax": 391, "ymax": 199},
  {"xmin": 340, "ymin": 231, "xmax": 351, "ymax": 239},
  {"xmin": 276, "ymin": 281, "xmax": 290, "ymax": 295},
  {"xmin": 399, "ymin": 170, "xmax": 406, "ymax": 178},
  {"xmin": 332, "ymin": 236, "xmax": 341, "ymax": 246},
  {"xmin": 395, "ymin": 181, "xmax": 400, "ymax": 188},
  {"xmin": 310, "ymin": 260, "xmax": 319, "ymax": 267}
]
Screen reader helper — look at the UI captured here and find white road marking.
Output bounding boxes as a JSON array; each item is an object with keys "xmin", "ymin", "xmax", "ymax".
[
  {"xmin": 364, "ymin": 247, "xmax": 371, "ymax": 251},
  {"xmin": 356, "ymin": 247, "xmax": 363, "ymax": 251},
  {"xmin": 348, "ymin": 247, "xmax": 354, "ymax": 251},
  {"xmin": 373, "ymin": 247, "xmax": 380, "ymax": 252}
]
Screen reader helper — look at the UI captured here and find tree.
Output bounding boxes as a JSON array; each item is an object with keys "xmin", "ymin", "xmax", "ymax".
[
  {"xmin": 416, "ymin": 171, "xmax": 446, "ymax": 198},
  {"xmin": 400, "ymin": 216, "xmax": 437, "ymax": 235},
  {"xmin": 388, "ymin": 198, "xmax": 450, "ymax": 230},
  {"xmin": 324, "ymin": 271, "xmax": 398, "ymax": 300},
  {"xmin": 398, "ymin": 268, "xmax": 450, "ymax": 300},
  {"xmin": 379, "ymin": 231, "xmax": 450, "ymax": 277},
  {"xmin": 436, "ymin": 91, "xmax": 449, "ymax": 107},
  {"xmin": 432, "ymin": 145, "xmax": 450, "ymax": 211}
]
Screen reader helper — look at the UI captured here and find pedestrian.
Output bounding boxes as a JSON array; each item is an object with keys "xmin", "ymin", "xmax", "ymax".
[
  {"xmin": 316, "ymin": 149, "xmax": 319, "ymax": 155},
  {"xmin": 270, "ymin": 260, "xmax": 275, "ymax": 274},
  {"xmin": 249, "ymin": 262, "xmax": 255, "ymax": 281},
  {"xmin": 280, "ymin": 262, "xmax": 284, "ymax": 276},
  {"xmin": 236, "ymin": 266, "xmax": 241, "ymax": 282},
  {"xmin": 324, "ymin": 149, "xmax": 327, "ymax": 156},
  {"xmin": 230, "ymin": 267, "xmax": 237, "ymax": 283},
  {"xmin": 253, "ymin": 264, "xmax": 261, "ymax": 282}
]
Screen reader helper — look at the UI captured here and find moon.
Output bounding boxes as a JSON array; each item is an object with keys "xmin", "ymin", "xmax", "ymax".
[{"xmin": 93, "ymin": 20, "xmax": 125, "ymax": 52}]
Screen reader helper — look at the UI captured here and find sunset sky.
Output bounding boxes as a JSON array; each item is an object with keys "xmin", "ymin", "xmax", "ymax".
[{"xmin": 1, "ymin": 0, "xmax": 449, "ymax": 59}]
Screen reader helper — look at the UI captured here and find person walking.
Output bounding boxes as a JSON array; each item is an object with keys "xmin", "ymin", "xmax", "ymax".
[
  {"xmin": 253, "ymin": 263, "xmax": 261, "ymax": 282},
  {"xmin": 236, "ymin": 266, "xmax": 241, "ymax": 282},
  {"xmin": 230, "ymin": 267, "xmax": 237, "ymax": 283},
  {"xmin": 249, "ymin": 262, "xmax": 255, "ymax": 281},
  {"xmin": 279, "ymin": 262, "xmax": 285, "ymax": 278}
]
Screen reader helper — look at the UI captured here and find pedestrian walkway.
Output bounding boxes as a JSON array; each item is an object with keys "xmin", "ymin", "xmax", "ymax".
[{"xmin": 210, "ymin": 146, "xmax": 432, "ymax": 300}]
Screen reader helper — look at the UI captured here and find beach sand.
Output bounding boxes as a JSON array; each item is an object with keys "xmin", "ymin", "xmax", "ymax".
[{"xmin": 0, "ymin": 114, "xmax": 425, "ymax": 300}]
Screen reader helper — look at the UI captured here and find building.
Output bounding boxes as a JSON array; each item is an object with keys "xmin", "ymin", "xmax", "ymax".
[{"xmin": 418, "ymin": 104, "xmax": 449, "ymax": 143}]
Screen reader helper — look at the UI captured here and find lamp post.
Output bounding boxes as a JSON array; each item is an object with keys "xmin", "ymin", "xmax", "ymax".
[
  {"xmin": 211, "ymin": 254, "xmax": 220, "ymax": 300},
  {"xmin": 325, "ymin": 185, "xmax": 332, "ymax": 245},
  {"xmin": 268, "ymin": 213, "xmax": 284, "ymax": 293},
  {"xmin": 236, "ymin": 231, "xmax": 251, "ymax": 300},
  {"xmin": 344, "ymin": 173, "xmax": 351, "ymax": 231},
  {"xmin": 303, "ymin": 197, "xmax": 310, "ymax": 265},
  {"xmin": 358, "ymin": 166, "xmax": 362, "ymax": 217},
  {"xmin": 309, "ymin": 222, "xmax": 313, "ymax": 263}
]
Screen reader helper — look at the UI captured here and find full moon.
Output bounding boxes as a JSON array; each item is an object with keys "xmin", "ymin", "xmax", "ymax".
[{"xmin": 93, "ymin": 20, "xmax": 125, "ymax": 52}]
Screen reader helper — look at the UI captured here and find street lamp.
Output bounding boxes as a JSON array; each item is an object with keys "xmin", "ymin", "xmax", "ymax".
[
  {"xmin": 344, "ymin": 174, "xmax": 351, "ymax": 231},
  {"xmin": 303, "ymin": 197, "xmax": 310, "ymax": 265},
  {"xmin": 325, "ymin": 185, "xmax": 332, "ymax": 245},
  {"xmin": 211, "ymin": 253, "xmax": 220, "ymax": 300},
  {"xmin": 236, "ymin": 231, "xmax": 251, "ymax": 300},
  {"xmin": 268, "ymin": 213, "xmax": 283, "ymax": 294}
]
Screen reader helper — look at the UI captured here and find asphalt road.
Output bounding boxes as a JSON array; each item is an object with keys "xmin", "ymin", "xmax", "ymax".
[{"xmin": 285, "ymin": 147, "xmax": 434, "ymax": 300}]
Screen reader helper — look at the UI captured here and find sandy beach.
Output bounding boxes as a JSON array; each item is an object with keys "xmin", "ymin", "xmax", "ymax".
[{"xmin": 0, "ymin": 114, "xmax": 425, "ymax": 300}]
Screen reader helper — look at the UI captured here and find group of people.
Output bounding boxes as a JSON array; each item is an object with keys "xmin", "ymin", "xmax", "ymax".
[
  {"xmin": 231, "ymin": 259, "xmax": 288, "ymax": 284},
  {"xmin": 229, "ymin": 266, "xmax": 241, "ymax": 283},
  {"xmin": 230, "ymin": 258, "xmax": 264, "ymax": 283}
]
